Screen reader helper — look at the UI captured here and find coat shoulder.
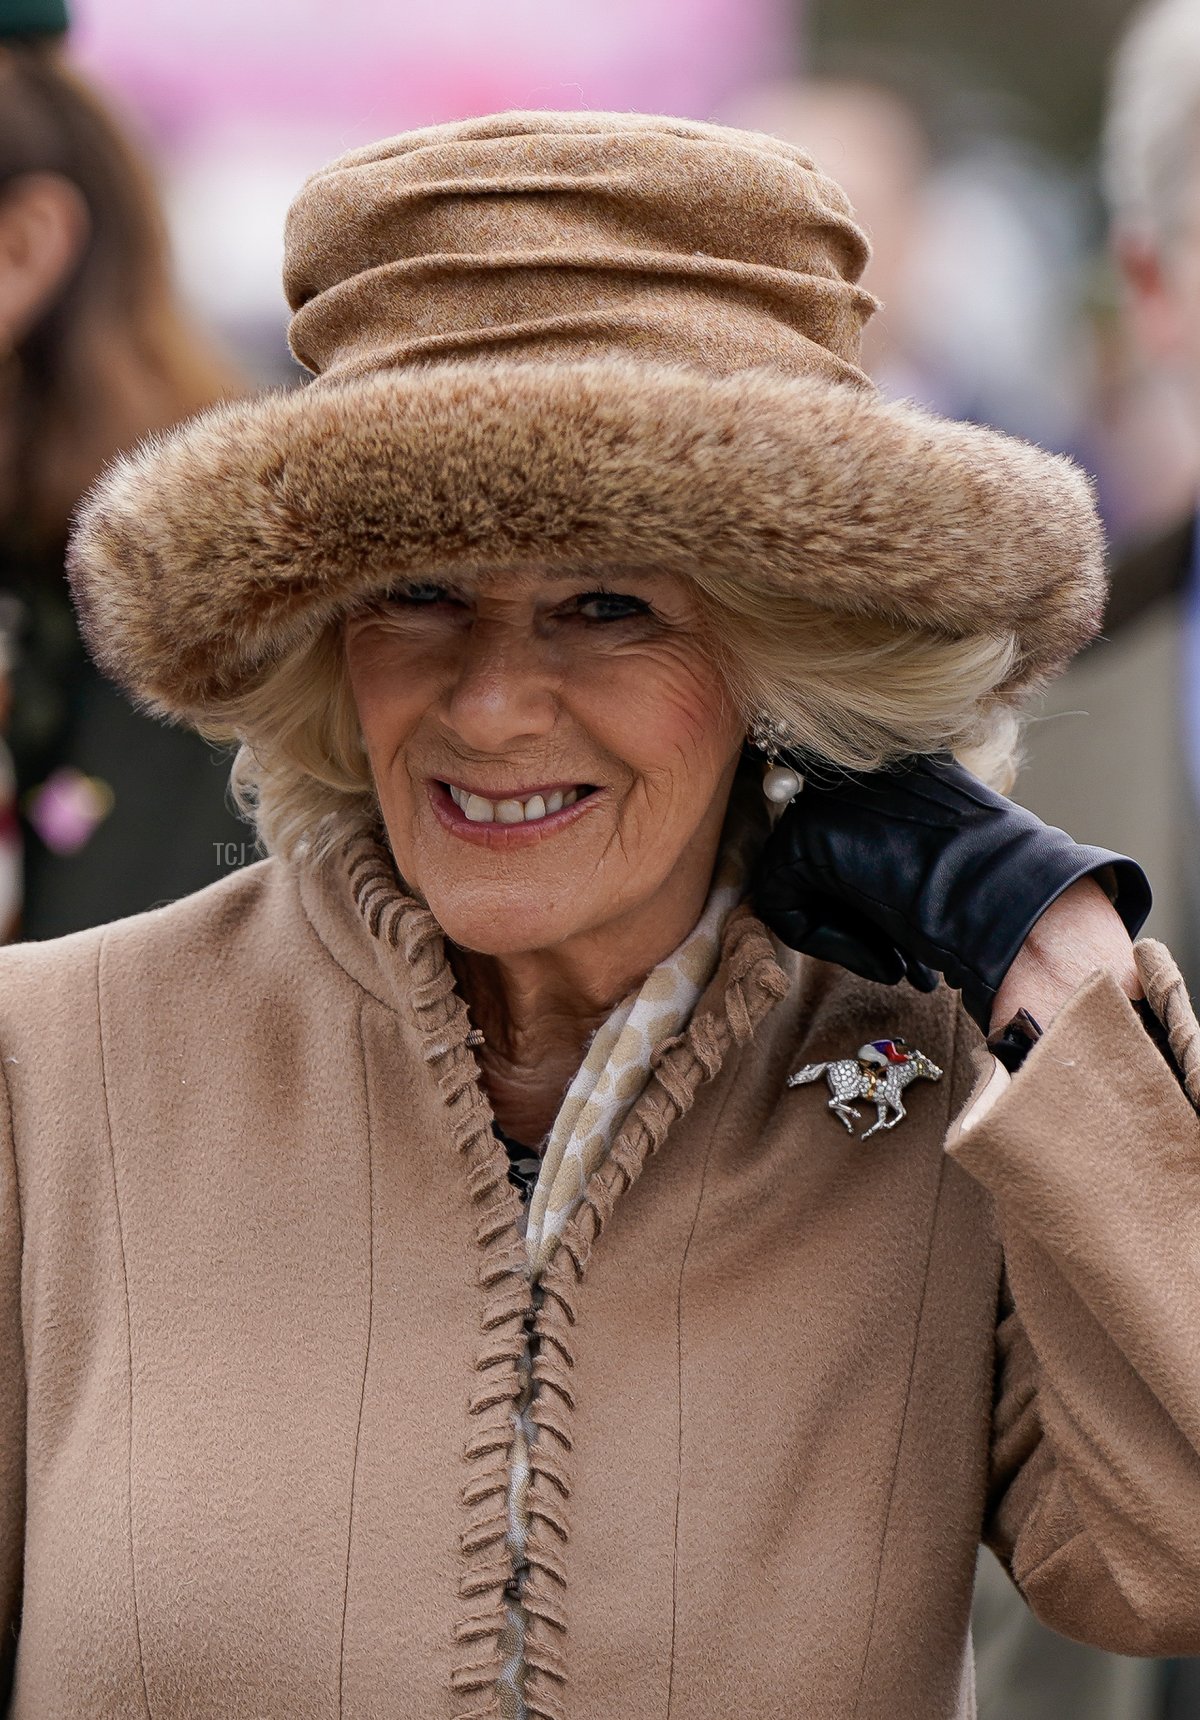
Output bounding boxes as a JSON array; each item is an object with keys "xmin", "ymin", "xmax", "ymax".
[
  {"xmin": 0, "ymin": 858, "xmax": 317, "ymax": 1050},
  {"xmin": 781, "ymin": 949, "xmax": 971, "ymax": 1069}
]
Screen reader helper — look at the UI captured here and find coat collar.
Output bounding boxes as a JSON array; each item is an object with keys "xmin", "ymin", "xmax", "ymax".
[{"xmin": 296, "ymin": 821, "xmax": 792, "ymax": 1057}]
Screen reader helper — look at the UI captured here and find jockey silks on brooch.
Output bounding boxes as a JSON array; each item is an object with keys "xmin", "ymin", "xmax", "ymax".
[{"xmin": 788, "ymin": 1038, "xmax": 943, "ymax": 1138}]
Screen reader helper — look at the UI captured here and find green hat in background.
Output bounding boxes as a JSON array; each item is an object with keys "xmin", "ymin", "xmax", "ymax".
[{"xmin": 0, "ymin": 0, "xmax": 69, "ymax": 38}]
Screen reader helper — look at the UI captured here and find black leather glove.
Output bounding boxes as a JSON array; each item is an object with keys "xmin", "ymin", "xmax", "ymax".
[{"xmin": 753, "ymin": 753, "xmax": 1152, "ymax": 1029}]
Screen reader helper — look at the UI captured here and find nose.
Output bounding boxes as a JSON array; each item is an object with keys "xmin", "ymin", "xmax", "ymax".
[{"xmin": 441, "ymin": 619, "xmax": 558, "ymax": 754}]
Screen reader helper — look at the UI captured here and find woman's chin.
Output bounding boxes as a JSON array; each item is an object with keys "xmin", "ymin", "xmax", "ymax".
[{"xmin": 424, "ymin": 894, "xmax": 594, "ymax": 958}]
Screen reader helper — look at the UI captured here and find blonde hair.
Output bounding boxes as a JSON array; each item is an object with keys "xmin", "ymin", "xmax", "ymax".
[{"xmin": 201, "ymin": 581, "xmax": 1022, "ymax": 865}]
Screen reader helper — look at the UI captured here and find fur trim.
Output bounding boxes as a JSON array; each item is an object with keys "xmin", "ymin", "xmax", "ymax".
[{"xmin": 67, "ymin": 361, "xmax": 1105, "ymax": 720}]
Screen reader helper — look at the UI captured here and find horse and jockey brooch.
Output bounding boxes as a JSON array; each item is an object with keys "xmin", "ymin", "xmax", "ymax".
[{"xmin": 788, "ymin": 1038, "xmax": 943, "ymax": 1139}]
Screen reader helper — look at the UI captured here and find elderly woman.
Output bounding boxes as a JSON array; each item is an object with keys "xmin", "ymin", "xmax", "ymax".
[{"xmin": 1, "ymin": 111, "xmax": 1198, "ymax": 1720}]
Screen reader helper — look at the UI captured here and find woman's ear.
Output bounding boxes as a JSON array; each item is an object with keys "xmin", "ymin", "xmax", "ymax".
[{"xmin": 0, "ymin": 171, "xmax": 91, "ymax": 353}]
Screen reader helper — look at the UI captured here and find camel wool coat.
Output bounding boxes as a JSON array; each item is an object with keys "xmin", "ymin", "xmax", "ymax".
[{"xmin": 3, "ymin": 835, "xmax": 1200, "ymax": 1720}]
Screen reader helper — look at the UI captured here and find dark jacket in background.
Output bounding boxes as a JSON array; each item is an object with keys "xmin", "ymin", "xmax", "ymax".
[
  {"xmin": 5, "ymin": 546, "xmax": 250, "ymax": 940},
  {"xmin": 1018, "ymin": 518, "xmax": 1198, "ymax": 993}
]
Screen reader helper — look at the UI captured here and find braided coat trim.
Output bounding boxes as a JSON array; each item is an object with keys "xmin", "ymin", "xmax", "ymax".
[
  {"xmin": 1136, "ymin": 938, "xmax": 1200, "ymax": 1108},
  {"xmin": 348, "ymin": 836, "xmax": 525, "ymax": 1717},
  {"xmin": 345, "ymin": 836, "xmax": 788, "ymax": 1718}
]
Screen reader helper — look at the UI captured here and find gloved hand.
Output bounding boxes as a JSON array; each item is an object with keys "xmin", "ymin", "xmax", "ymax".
[{"xmin": 752, "ymin": 752, "xmax": 1152, "ymax": 1029}]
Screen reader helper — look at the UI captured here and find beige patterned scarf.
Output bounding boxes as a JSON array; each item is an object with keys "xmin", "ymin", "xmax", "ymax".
[{"xmin": 497, "ymin": 811, "xmax": 758, "ymax": 1716}]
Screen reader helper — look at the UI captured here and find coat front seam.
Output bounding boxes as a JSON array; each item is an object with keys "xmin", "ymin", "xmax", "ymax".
[
  {"xmin": 96, "ymin": 931, "xmax": 153, "ymax": 1720},
  {"xmin": 850, "ymin": 1000, "xmax": 960, "ymax": 1718},
  {"xmin": 337, "ymin": 997, "xmax": 376, "ymax": 1716},
  {"xmin": 364, "ymin": 895, "xmax": 525, "ymax": 1720},
  {"xmin": 0, "ymin": 1052, "xmax": 21, "ymax": 1249}
]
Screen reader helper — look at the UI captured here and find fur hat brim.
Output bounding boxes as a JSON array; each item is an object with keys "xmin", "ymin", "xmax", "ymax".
[{"xmin": 67, "ymin": 361, "xmax": 1105, "ymax": 721}]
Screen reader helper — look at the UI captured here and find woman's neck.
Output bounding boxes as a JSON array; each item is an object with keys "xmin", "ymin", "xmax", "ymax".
[
  {"xmin": 452, "ymin": 942, "xmax": 641, "ymax": 1148},
  {"xmin": 452, "ymin": 883, "xmax": 710, "ymax": 1148}
]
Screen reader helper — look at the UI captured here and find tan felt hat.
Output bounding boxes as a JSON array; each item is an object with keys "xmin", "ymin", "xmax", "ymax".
[{"xmin": 67, "ymin": 110, "xmax": 1105, "ymax": 722}]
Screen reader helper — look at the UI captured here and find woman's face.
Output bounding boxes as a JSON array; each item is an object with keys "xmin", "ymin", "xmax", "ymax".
[{"xmin": 343, "ymin": 567, "xmax": 745, "ymax": 958}]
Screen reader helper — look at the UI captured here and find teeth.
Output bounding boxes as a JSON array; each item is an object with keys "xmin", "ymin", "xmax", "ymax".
[{"xmin": 446, "ymin": 784, "xmax": 584, "ymax": 824}]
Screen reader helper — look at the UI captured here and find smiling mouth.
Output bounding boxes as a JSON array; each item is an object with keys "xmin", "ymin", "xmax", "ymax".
[{"xmin": 438, "ymin": 782, "xmax": 597, "ymax": 826}]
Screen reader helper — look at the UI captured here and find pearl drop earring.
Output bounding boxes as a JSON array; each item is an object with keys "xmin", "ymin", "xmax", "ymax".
[{"xmin": 750, "ymin": 715, "xmax": 804, "ymax": 807}]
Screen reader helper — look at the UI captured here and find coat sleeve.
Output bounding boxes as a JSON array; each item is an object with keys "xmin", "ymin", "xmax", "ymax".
[
  {"xmin": 946, "ymin": 939, "xmax": 1200, "ymax": 1656},
  {"xmin": 0, "ymin": 1051, "xmax": 23, "ymax": 1703}
]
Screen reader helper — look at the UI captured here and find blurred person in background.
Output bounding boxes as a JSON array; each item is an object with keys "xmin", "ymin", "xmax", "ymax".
[
  {"xmin": 993, "ymin": 1, "xmax": 1200, "ymax": 1714},
  {"xmin": 723, "ymin": 73, "xmax": 949, "ymax": 407},
  {"xmin": 1020, "ymin": 0, "xmax": 1200, "ymax": 995},
  {"xmin": 0, "ymin": 602, "xmax": 18, "ymax": 941},
  {"xmin": 0, "ymin": 0, "xmax": 249, "ymax": 941},
  {"xmin": 725, "ymin": 65, "xmax": 1091, "ymax": 459}
]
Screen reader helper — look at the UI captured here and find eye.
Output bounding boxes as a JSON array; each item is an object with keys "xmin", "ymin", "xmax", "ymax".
[
  {"xmin": 572, "ymin": 590, "xmax": 652, "ymax": 622},
  {"xmin": 382, "ymin": 581, "xmax": 458, "ymax": 606}
]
